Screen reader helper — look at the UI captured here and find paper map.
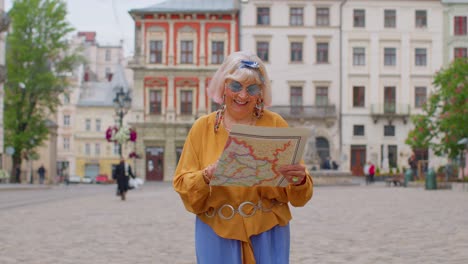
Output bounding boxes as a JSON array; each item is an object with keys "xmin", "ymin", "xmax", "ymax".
[{"xmin": 210, "ymin": 124, "xmax": 310, "ymax": 187}]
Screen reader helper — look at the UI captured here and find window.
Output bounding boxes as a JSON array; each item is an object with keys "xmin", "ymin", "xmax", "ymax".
[
  {"xmin": 388, "ymin": 145, "xmax": 398, "ymax": 168},
  {"xmin": 384, "ymin": 48, "xmax": 396, "ymax": 66},
  {"xmin": 315, "ymin": 86, "xmax": 328, "ymax": 106},
  {"xmin": 95, "ymin": 119, "xmax": 101, "ymax": 132},
  {"xmin": 353, "ymin": 86, "xmax": 365, "ymax": 107},
  {"xmin": 353, "ymin": 47, "xmax": 365, "ymax": 66},
  {"xmin": 113, "ymin": 143, "xmax": 120, "ymax": 155},
  {"xmin": 257, "ymin": 7, "xmax": 270, "ymax": 25},
  {"xmin": 353, "ymin": 125, "xmax": 365, "ymax": 136},
  {"xmin": 290, "ymin": 86, "xmax": 303, "ymax": 114},
  {"xmin": 105, "ymin": 49, "xmax": 111, "ymax": 61},
  {"xmin": 384, "ymin": 86, "xmax": 396, "ymax": 114},
  {"xmin": 180, "ymin": 90, "xmax": 193, "ymax": 115},
  {"xmin": 384, "ymin": 10, "xmax": 396, "ymax": 28},
  {"xmin": 290, "ymin": 42, "xmax": 303, "ymax": 62},
  {"xmin": 85, "ymin": 119, "xmax": 91, "ymax": 131},
  {"xmin": 64, "ymin": 115, "xmax": 70, "ymax": 126},
  {"xmin": 149, "ymin": 90, "xmax": 162, "ymax": 114},
  {"xmin": 290, "ymin": 7, "xmax": 304, "ymax": 26},
  {"xmin": 384, "ymin": 125, "xmax": 395, "ymax": 137},
  {"xmin": 63, "ymin": 137, "xmax": 70, "ymax": 151},
  {"xmin": 211, "ymin": 41, "xmax": 224, "ymax": 64},
  {"xmin": 149, "ymin": 40, "xmax": 163, "ymax": 64},
  {"xmin": 454, "ymin": 47, "xmax": 468, "ymax": 58},
  {"xmin": 353, "ymin": 9, "xmax": 365, "ymax": 28},
  {"xmin": 85, "ymin": 143, "xmax": 91, "ymax": 155},
  {"xmin": 415, "ymin": 10, "xmax": 427, "ymax": 28},
  {"xmin": 95, "ymin": 143, "xmax": 100, "ymax": 156},
  {"xmin": 415, "ymin": 86, "xmax": 427, "ymax": 108},
  {"xmin": 180, "ymin": 40, "xmax": 193, "ymax": 64},
  {"xmin": 454, "ymin": 16, "xmax": 467, "ymax": 35},
  {"xmin": 316, "ymin": 43, "xmax": 329, "ymax": 63},
  {"xmin": 415, "ymin": 48, "xmax": 427, "ymax": 66},
  {"xmin": 63, "ymin": 94, "xmax": 70, "ymax": 104},
  {"xmin": 316, "ymin": 7, "xmax": 329, "ymax": 26},
  {"xmin": 256, "ymin": 41, "xmax": 269, "ymax": 62}
]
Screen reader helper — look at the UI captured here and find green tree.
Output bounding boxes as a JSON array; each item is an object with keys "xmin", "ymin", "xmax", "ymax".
[
  {"xmin": 406, "ymin": 58, "xmax": 468, "ymax": 159},
  {"xmin": 4, "ymin": 0, "xmax": 82, "ymax": 182}
]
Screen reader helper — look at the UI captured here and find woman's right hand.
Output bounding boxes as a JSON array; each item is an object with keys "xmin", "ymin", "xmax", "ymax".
[{"xmin": 202, "ymin": 162, "xmax": 218, "ymax": 184}]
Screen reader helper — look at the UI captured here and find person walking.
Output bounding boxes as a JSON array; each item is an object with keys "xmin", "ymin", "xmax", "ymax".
[
  {"xmin": 115, "ymin": 159, "xmax": 129, "ymax": 201},
  {"xmin": 369, "ymin": 162, "xmax": 376, "ymax": 183},
  {"xmin": 173, "ymin": 51, "xmax": 313, "ymax": 263},
  {"xmin": 364, "ymin": 161, "xmax": 371, "ymax": 185},
  {"xmin": 37, "ymin": 165, "xmax": 46, "ymax": 184}
]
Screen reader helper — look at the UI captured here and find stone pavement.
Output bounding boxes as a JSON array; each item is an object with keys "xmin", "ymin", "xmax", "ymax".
[{"xmin": 0, "ymin": 182, "xmax": 467, "ymax": 264}]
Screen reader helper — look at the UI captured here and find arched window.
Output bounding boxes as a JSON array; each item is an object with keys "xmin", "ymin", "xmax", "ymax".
[{"xmin": 316, "ymin": 137, "xmax": 330, "ymax": 166}]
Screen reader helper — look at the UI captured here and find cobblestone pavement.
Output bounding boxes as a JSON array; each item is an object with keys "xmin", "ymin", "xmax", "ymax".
[{"xmin": 0, "ymin": 183, "xmax": 467, "ymax": 264}]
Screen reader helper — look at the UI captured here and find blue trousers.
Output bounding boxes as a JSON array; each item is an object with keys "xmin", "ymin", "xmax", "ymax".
[{"xmin": 195, "ymin": 217, "xmax": 290, "ymax": 264}]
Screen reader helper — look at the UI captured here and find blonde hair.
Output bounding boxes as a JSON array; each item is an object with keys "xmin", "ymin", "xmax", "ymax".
[{"xmin": 207, "ymin": 50, "xmax": 272, "ymax": 106}]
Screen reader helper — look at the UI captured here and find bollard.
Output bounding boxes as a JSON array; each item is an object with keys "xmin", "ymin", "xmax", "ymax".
[
  {"xmin": 425, "ymin": 168, "xmax": 437, "ymax": 190},
  {"xmin": 404, "ymin": 168, "xmax": 413, "ymax": 187}
]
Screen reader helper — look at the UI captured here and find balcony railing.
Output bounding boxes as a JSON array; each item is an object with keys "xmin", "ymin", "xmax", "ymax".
[
  {"xmin": 268, "ymin": 105, "xmax": 337, "ymax": 120},
  {"xmin": 370, "ymin": 103, "xmax": 410, "ymax": 124}
]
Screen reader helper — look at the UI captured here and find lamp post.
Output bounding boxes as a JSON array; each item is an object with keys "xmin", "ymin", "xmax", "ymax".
[{"xmin": 113, "ymin": 87, "xmax": 132, "ymax": 158}]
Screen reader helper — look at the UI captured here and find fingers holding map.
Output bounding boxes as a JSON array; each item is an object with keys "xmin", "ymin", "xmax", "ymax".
[{"xmin": 210, "ymin": 124, "xmax": 310, "ymax": 187}]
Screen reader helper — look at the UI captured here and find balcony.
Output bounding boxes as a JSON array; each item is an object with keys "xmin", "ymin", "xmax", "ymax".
[
  {"xmin": 370, "ymin": 103, "xmax": 410, "ymax": 124},
  {"xmin": 269, "ymin": 105, "xmax": 337, "ymax": 122}
]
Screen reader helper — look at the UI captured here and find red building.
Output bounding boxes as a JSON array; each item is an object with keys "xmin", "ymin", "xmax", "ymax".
[{"xmin": 128, "ymin": 0, "xmax": 239, "ymax": 181}]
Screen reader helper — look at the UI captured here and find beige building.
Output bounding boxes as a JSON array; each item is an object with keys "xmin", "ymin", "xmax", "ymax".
[
  {"xmin": 55, "ymin": 32, "xmax": 132, "ymax": 180},
  {"xmin": 442, "ymin": 0, "xmax": 468, "ymax": 64},
  {"xmin": 0, "ymin": 0, "xmax": 8, "ymax": 170}
]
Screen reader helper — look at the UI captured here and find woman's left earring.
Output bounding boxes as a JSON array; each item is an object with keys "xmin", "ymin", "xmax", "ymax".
[{"xmin": 253, "ymin": 97, "xmax": 264, "ymax": 119}]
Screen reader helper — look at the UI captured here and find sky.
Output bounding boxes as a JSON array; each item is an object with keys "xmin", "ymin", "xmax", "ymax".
[{"xmin": 5, "ymin": 0, "xmax": 165, "ymax": 56}]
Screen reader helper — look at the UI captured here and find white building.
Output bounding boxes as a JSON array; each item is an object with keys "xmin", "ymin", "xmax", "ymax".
[
  {"xmin": 240, "ymin": 0, "xmax": 343, "ymax": 170},
  {"xmin": 341, "ymin": 0, "xmax": 444, "ymax": 175},
  {"xmin": 442, "ymin": 0, "xmax": 468, "ymax": 64}
]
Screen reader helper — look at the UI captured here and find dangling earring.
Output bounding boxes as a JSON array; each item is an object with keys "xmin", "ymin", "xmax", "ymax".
[
  {"xmin": 253, "ymin": 97, "xmax": 264, "ymax": 119},
  {"xmin": 214, "ymin": 94, "xmax": 226, "ymax": 133}
]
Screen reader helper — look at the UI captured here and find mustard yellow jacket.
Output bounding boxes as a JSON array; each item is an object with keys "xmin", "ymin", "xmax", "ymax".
[{"xmin": 173, "ymin": 110, "xmax": 313, "ymax": 263}]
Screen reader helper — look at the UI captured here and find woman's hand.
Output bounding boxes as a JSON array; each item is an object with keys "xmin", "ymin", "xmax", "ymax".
[
  {"xmin": 202, "ymin": 162, "xmax": 218, "ymax": 184},
  {"xmin": 279, "ymin": 164, "xmax": 307, "ymax": 186}
]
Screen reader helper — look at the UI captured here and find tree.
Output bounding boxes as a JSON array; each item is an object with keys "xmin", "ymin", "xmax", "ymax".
[
  {"xmin": 4, "ymin": 0, "xmax": 82, "ymax": 182},
  {"xmin": 406, "ymin": 58, "xmax": 468, "ymax": 159}
]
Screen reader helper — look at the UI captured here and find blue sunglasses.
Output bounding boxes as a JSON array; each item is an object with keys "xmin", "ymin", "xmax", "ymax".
[{"xmin": 227, "ymin": 81, "xmax": 262, "ymax": 96}]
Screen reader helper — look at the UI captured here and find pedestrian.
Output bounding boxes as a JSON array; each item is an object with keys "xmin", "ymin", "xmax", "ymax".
[
  {"xmin": 115, "ymin": 159, "xmax": 129, "ymax": 201},
  {"xmin": 15, "ymin": 164, "xmax": 21, "ymax": 183},
  {"xmin": 408, "ymin": 153, "xmax": 418, "ymax": 179},
  {"xmin": 322, "ymin": 156, "xmax": 332, "ymax": 170},
  {"xmin": 173, "ymin": 51, "xmax": 313, "ymax": 263},
  {"xmin": 364, "ymin": 161, "xmax": 371, "ymax": 185},
  {"xmin": 369, "ymin": 161, "xmax": 375, "ymax": 183},
  {"xmin": 37, "ymin": 165, "xmax": 46, "ymax": 184}
]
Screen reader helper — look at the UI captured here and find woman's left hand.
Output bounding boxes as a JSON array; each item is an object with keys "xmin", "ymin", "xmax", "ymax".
[{"xmin": 278, "ymin": 164, "xmax": 307, "ymax": 185}]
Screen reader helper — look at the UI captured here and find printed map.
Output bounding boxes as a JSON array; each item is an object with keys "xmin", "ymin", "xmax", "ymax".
[{"xmin": 210, "ymin": 125, "xmax": 310, "ymax": 187}]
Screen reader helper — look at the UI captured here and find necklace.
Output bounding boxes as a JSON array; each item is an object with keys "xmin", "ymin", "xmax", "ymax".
[{"xmin": 222, "ymin": 115, "xmax": 256, "ymax": 132}]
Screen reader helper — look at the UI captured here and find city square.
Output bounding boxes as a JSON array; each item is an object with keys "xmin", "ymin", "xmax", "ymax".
[{"xmin": 0, "ymin": 183, "xmax": 467, "ymax": 264}]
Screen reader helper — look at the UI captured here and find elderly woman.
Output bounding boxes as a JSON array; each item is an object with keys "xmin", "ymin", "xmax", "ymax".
[{"xmin": 173, "ymin": 51, "xmax": 313, "ymax": 264}]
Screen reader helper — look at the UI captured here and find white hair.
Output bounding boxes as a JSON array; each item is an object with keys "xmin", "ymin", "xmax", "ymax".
[{"xmin": 207, "ymin": 50, "xmax": 272, "ymax": 106}]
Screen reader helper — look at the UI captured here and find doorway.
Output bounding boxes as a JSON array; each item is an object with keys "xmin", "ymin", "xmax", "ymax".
[
  {"xmin": 351, "ymin": 145, "xmax": 366, "ymax": 176},
  {"xmin": 146, "ymin": 147, "xmax": 164, "ymax": 181}
]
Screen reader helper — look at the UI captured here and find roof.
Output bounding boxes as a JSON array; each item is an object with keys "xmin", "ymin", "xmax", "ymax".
[
  {"xmin": 77, "ymin": 65, "xmax": 130, "ymax": 107},
  {"xmin": 129, "ymin": 0, "xmax": 238, "ymax": 14}
]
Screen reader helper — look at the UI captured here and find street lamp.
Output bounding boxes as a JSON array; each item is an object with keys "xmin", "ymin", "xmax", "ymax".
[{"xmin": 113, "ymin": 86, "xmax": 132, "ymax": 157}]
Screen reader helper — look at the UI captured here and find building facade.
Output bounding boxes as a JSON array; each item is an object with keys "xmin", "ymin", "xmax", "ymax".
[
  {"xmin": 56, "ymin": 32, "xmax": 132, "ymax": 181},
  {"xmin": 442, "ymin": 0, "xmax": 468, "ymax": 64},
  {"xmin": 128, "ymin": 0, "xmax": 239, "ymax": 181},
  {"xmin": 341, "ymin": 0, "xmax": 444, "ymax": 175},
  {"xmin": 240, "ymin": 0, "xmax": 343, "ymax": 170}
]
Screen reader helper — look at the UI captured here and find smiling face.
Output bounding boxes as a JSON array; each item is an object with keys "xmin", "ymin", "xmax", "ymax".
[{"xmin": 224, "ymin": 78, "xmax": 262, "ymax": 122}]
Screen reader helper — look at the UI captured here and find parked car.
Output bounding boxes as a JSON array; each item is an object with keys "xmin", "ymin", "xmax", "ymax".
[
  {"xmin": 67, "ymin": 175, "xmax": 82, "ymax": 184},
  {"xmin": 82, "ymin": 176, "xmax": 93, "ymax": 184},
  {"xmin": 95, "ymin": 174, "xmax": 109, "ymax": 184}
]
